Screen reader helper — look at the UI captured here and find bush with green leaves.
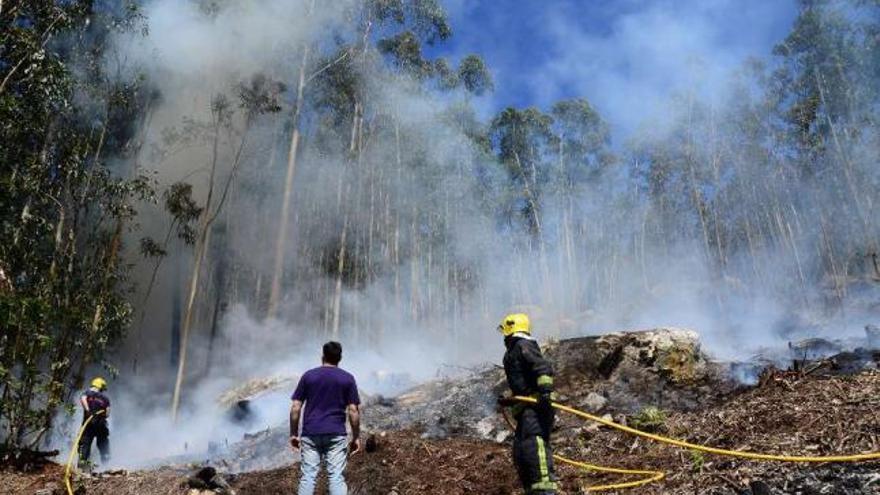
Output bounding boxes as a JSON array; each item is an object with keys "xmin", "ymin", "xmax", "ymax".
[{"xmin": 0, "ymin": 0, "xmax": 153, "ymax": 451}]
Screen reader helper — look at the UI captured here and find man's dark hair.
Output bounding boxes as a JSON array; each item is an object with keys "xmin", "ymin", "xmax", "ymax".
[{"xmin": 322, "ymin": 341, "xmax": 342, "ymax": 365}]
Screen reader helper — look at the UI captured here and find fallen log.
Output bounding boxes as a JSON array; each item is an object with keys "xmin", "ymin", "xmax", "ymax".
[{"xmin": 0, "ymin": 448, "xmax": 59, "ymax": 471}]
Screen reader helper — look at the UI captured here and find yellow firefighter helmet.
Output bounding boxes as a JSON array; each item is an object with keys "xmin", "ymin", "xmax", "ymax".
[
  {"xmin": 91, "ymin": 377, "xmax": 108, "ymax": 391},
  {"xmin": 498, "ymin": 313, "xmax": 531, "ymax": 337}
]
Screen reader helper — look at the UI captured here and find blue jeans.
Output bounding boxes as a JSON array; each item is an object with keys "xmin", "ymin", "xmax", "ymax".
[{"xmin": 298, "ymin": 434, "xmax": 348, "ymax": 495}]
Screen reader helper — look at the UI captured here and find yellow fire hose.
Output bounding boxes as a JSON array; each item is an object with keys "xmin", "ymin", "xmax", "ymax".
[
  {"xmin": 501, "ymin": 407, "xmax": 665, "ymax": 491},
  {"xmin": 510, "ymin": 396, "xmax": 880, "ymax": 491},
  {"xmin": 64, "ymin": 410, "xmax": 105, "ymax": 495}
]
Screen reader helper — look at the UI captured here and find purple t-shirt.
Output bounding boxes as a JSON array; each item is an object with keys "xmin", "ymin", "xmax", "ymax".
[{"xmin": 291, "ymin": 366, "xmax": 360, "ymax": 436}]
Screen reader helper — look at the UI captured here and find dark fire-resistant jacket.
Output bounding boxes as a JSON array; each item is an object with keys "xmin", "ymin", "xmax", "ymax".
[
  {"xmin": 503, "ymin": 335, "xmax": 554, "ymax": 397},
  {"xmin": 82, "ymin": 390, "xmax": 110, "ymax": 424},
  {"xmin": 503, "ymin": 335, "xmax": 558, "ymax": 493}
]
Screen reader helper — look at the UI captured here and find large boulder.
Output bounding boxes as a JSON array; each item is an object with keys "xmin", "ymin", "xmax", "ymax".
[
  {"xmin": 548, "ymin": 328, "xmax": 709, "ymax": 383},
  {"xmin": 546, "ymin": 328, "xmax": 731, "ymax": 413},
  {"xmin": 366, "ymin": 328, "xmax": 731, "ymax": 441}
]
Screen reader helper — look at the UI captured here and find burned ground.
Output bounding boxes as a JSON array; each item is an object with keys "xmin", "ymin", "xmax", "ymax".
[
  {"xmin": 552, "ymin": 370, "xmax": 880, "ymax": 494},
  {"xmin": 0, "ymin": 433, "xmax": 525, "ymax": 495},
  {"xmin": 4, "ymin": 329, "xmax": 880, "ymax": 494}
]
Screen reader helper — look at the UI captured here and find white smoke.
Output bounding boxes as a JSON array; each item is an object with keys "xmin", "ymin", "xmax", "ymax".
[{"xmin": 52, "ymin": 0, "xmax": 880, "ymax": 468}]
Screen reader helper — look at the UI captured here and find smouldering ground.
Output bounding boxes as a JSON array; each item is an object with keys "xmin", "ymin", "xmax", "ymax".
[{"xmin": 4, "ymin": 371, "xmax": 880, "ymax": 494}]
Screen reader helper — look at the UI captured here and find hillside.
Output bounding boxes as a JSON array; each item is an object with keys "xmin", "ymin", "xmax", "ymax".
[{"xmin": 5, "ymin": 329, "xmax": 880, "ymax": 494}]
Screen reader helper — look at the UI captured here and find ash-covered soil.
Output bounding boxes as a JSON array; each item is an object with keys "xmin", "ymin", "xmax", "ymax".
[
  {"xmin": 5, "ymin": 328, "xmax": 880, "ymax": 494},
  {"xmin": 553, "ymin": 370, "xmax": 880, "ymax": 494},
  {"xmin": 0, "ymin": 433, "xmax": 527, "ymax": 495}
]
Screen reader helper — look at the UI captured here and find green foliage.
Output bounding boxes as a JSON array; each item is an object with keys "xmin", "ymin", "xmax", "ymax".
[
  {"xmin": 431, "ymin": 58, "xmax": 457, "ymax": 90},
  {"xmin": 140, "ymin": 237, "xmax": 167, "ymax": 258},
  {"xmin": 0, "ymin": 0, "xmax": 153, "ymax": 449},
  {"xmin": 551, "ymin": 98, "xmax": 613, "ymax": 189},
  {"xmin": 630, "ymin": 406, "xmax": 668, "ymax": 433},
  {"xmin": 688, "ymin": 450, "xmax": 705, "ymax": 473},
  {"xmin": 309, "ymin": 46, "xmax": 364, "ymax": 145},
  {"xmin": 163, "ymin": 182, "xmax": 202, "ymax": 245},
  {"xmin": 238, "ymin": 74, "xmax": 285, "ymax": 119},
  {"xmin": 378, "ymin": 31, "xmax": 433, "ymax": 79},
  {"xmin": 369, "ymin": 0, "xmax": 451, "ymax": 43},
  {"xmin": 489, "ymin": 107, "xmax": 556, "ymax": 234},
  {"xmin": 457, "ymin": 55, "xmax": 494, "ymax": 96},
  {"xmin": 771, "ymin": 0, "xmax": 867, "ymax": 166},
  {"xmin": 491, "ymin": 108, "xmax": 556, "ymax": 176}
]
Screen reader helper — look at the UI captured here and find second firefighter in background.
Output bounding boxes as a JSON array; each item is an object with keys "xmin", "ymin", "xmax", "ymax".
[
  {"xmin": 497, "ymin": 313, "xmax": 557, "ymax": 494},
  {"xmin": 79, "ymin": 377, "xmax": 111, "ymax": 468}
]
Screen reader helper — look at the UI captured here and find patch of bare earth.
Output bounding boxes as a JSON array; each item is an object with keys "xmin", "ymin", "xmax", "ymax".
[
  {"xmin": 553, "ymin": 371, "xmax": 880, "ymax": 493},
  {"xmin": 232, "ymin": 431, "xmax": 528, "ymax": 494},
  {"xmin": 5, "ymin": 330, "xmax": 880, "ymax": 494},
  {"xmin": 0, "ymin": 463, "xmax": 65, "ymax": 495},
  {"xmin": 7, "ymin": 371, "xmax": 880, "ymax": 494},
  {"xmin": 2, "ymin": 433, "xmax": 531, "ymax": 495}
]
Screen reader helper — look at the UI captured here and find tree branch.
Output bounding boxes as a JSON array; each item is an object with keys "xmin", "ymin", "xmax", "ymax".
[
  {"xmin": 0, "ymin": 13, "xmax": 65, "ymax": 96},
  {"xmin": 306, "ymin": 48, "xmax": 352, "ymax": 85}
]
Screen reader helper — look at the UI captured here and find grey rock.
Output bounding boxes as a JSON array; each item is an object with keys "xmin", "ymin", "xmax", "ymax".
[
  {"xmin": 582, "ymin": 392, "xmax": 607, "ymax": 412},
  {"xmin": 474, "ymin": 417, "xmax": 496, "ymax": 439},
  {"xmin": 749, "ymin": 480, "xmax": 772, "ymax": 495}
]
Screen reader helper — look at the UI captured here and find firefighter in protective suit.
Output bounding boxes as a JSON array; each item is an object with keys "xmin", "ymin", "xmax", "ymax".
[
  {"xmin": 79, "ymin": 377, "xmax": 111, "ymax": 468},
  {"xmin": 497, "ymin": 313, "xmax": 557, "ymax": 494}
]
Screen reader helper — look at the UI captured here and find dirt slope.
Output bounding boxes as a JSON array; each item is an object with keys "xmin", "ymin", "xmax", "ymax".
[
  {"xmin": 8, "ymin": 371, "xmax": 880, "ymax": 494},
  {"xmin": 5, "ymin": 329, "xmax": 880, "ymax": 494},
  {"xmin": 0, "ymin": 433, "xmax": 526, "ymax": 495},
  {"xmin": 553, "ymin": 370, "xmax": 880, "ymax": 494}
]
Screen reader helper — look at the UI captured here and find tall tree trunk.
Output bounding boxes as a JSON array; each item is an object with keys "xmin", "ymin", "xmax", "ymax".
[
  {"xmin": 171, "ymin": 222, "xmax": 212, "ymax": 421},
  {"xmin": 815, "ymin": 69, "xmax": 871, "ymax": 241},
  {"xmin": 170, "ymin": 250, "xmax": 182, "ymax": 368},
  {"xmin": 513, "ymin": 150, "xmax": 550, "ymax": 303},
  {"xmin": 393, "ymin": 120, "xmax": 402, "ymax": 319},
  {"xmin": 171, "ymin": 109, "xmax": 251, "ymax": 420},
  {"xmin": 206, "ymin": 244, "xmax": 228, "ymax": 374},
  {"xmin": 267, "ymin": 13, "xmax": 313, "ymax": 319},
  {"xmin": 331, "ymin": 216, "xmax": 349, "ymax": 340}
]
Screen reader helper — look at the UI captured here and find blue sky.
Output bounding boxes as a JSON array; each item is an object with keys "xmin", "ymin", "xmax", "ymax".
[{"xmin": 428, "ymin": 0, "xmax": 799, "ymax": 137}]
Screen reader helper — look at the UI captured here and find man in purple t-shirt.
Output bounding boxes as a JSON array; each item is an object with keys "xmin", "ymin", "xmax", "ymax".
[{"xmin": 289, "ymin": 341, "xmax": 361, "ymax": 495}]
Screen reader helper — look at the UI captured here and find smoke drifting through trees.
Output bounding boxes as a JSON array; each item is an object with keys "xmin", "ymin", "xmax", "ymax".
[
  {"xmin": 120, "ymin": 0, "xmax": 880, "ymax": 399},
  {"xmin": 2, "ymin": 0, "xmax": 878, "ymax": 464}
]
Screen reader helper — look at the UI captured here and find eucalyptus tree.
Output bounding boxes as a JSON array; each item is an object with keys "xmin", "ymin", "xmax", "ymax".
[
  {"xmin": 169, "ymin": 79, "xmax": 283, "ymax": 421},
  {"xmin": 283, "ymin": 0, "xmax": 495, "ymax": 339},
  {"xmin": 456, "ymin": 55, "xmax": 494, "ymax": 97},
  {"xmin": 0, "ymin": 0, "xmax": 155, "ymax": 450},
  {"xmin": 548, "ymin": 98, "xmax": 612, "ymax": 309},
  {"xmin": 771, "ymin": 0, "xmax": 880, "ymax": 276},
  {"xmin": 489, "ymin": 108, "xmax": 555, "ymax": 239},
  {"xmin": 266, "ymin": 0, "xmax": 454, "ymax": 321}
]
